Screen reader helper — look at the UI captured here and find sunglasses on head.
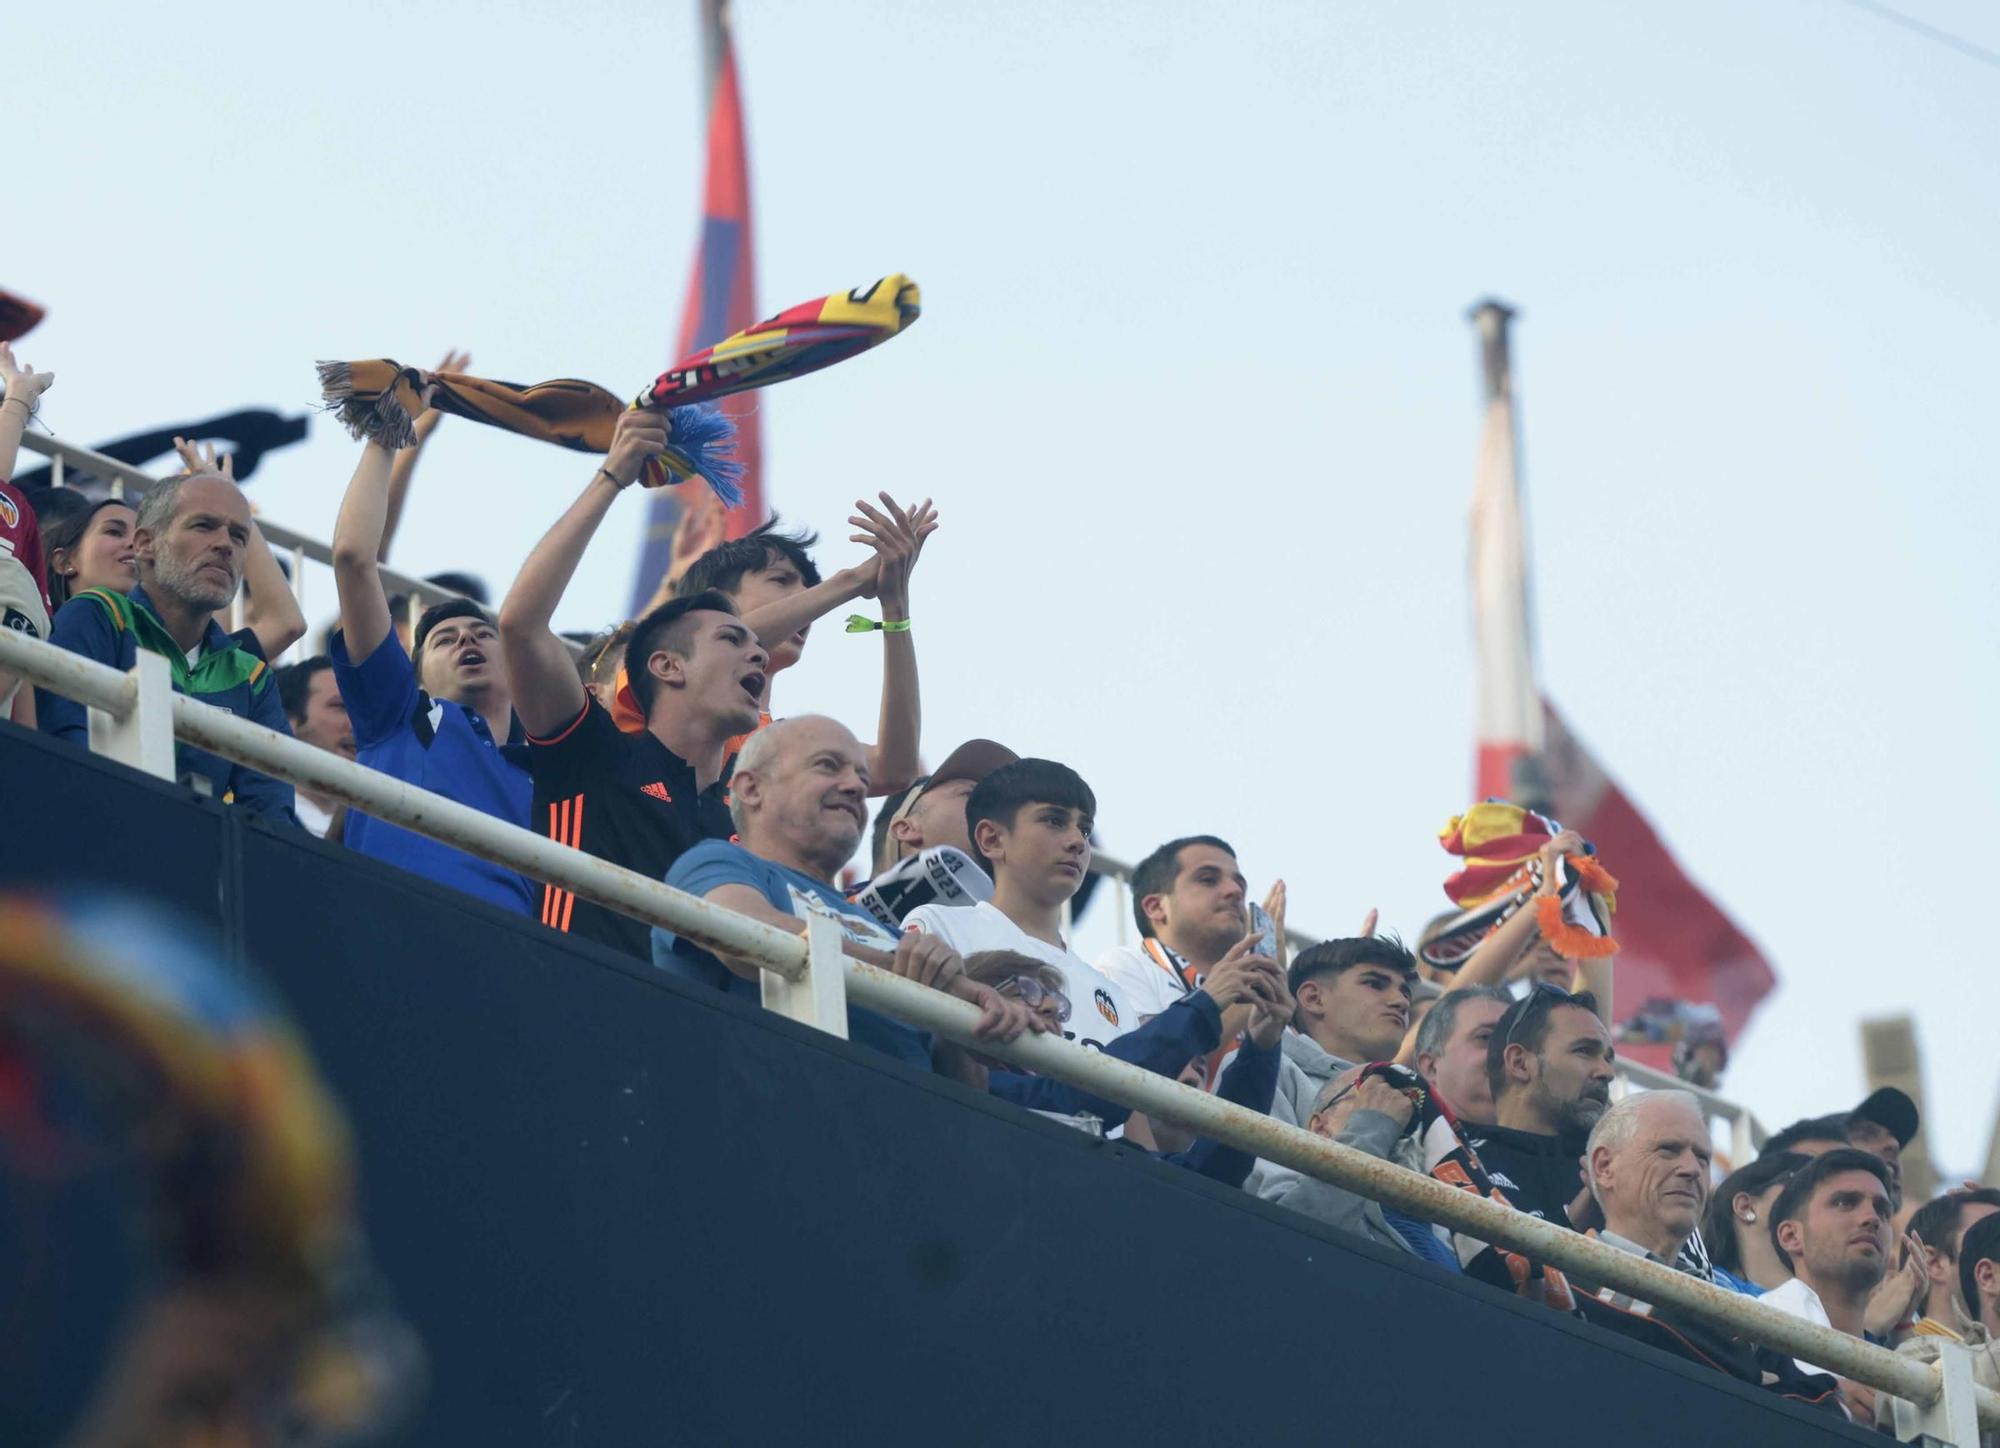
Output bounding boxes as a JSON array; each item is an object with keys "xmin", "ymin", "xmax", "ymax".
[{"xmin": 1502, "ymin": 979, "xmax": 1583, "ymax": 1051}]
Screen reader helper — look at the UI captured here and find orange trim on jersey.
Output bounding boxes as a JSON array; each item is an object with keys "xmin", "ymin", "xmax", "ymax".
[
  {"xmin": 526, "ymin": 701, "xmax": 593, "ymax": 748},
  {"xmin": 723, "ymin": 712, "xmax": 775, "ymax": 760},
  {"xmin": 559, "ymin": 796, "xmax": 582, "ymax": 931}
]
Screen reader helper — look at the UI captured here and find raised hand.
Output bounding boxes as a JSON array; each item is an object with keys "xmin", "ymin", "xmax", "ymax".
[
  {"xmin": 847, "ymin": 493, "xmax": 937, "ymax": 608},
  {"xmin": 172, "ymin": 436, "xmax": 236, "ymax": 481},
  {"xmin": 604, "ymin": 408, "xmax": 671, "ymax": 488},
  {"xmin": 1242, "ymin": 954, "xmax": 1295, "ymax": 1048},
  {"xmin": 1200, "ymin": 933, "xmax": 1283, "ymax": 1011},
  {"xmin": 1537, "ymin": 829, "xmax": 1587, "ymax": 895},
  {"xmin": 412, "ymin": 349, "xmax": 469, "ymax": 442},
  {"xmin": 0, "ymin": 341, "xmax": 53, "ymax": 405}
]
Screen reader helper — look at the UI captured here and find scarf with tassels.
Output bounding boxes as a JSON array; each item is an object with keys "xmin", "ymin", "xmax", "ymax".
[
  {"xmin": 314, "ymin": 273, "xmax": 920, "ymax": 502},
  {"xmin": 1419, "ymin": 801, "xmax": 1619, "ymax": 971}
]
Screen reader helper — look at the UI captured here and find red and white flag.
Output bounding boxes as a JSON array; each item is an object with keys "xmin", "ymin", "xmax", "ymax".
[{"xmin": 1467, "ymin": 301, "xmax": 1774, "ymax": 1058}]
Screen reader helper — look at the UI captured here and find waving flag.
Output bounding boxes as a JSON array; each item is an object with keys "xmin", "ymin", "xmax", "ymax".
[
  {"xmin": 631, "ymin": 0, "xmax": 764, "ymax": 614},
  {"xmin": 1466, "ymin": 300, "xmax": 1774, "ymax": 1060}
]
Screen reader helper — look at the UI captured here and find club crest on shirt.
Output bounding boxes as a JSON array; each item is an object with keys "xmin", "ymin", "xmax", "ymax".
[
  {"xmin": 0, "ymin": 493, "xmax": 16, "ymax": 530},
  {"xmin": 1094, "ymin": 988, "xmax": 1119, "ymax": 1026}
]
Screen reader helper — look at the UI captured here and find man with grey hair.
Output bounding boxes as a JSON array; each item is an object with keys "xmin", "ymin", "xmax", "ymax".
[
  {"xmin": 1412, "ymin": 984, "xmax": 1512, "ymax": 1123},
  {"xmin": 1583, "ymin": 1090, "xmax": 1713, "ymax": 1270},
  {"xmin": 39, "ymin": 466, "xmax": 297, "ymax": 819},
  {"xmin": 653, "ymin": 714, "xmax": 1036, "ymax": 1067},
  {"xmin": 1573, "ymin": 1089, "xmax": 1846, "ymax": 1412}
]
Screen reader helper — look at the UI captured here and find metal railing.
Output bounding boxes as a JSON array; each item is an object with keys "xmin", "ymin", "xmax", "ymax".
[{"xmin": 0, "ymin": 624, "xmax": 1989, "ymax": 1445}]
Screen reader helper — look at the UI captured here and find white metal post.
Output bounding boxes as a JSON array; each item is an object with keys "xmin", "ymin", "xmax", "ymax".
[
  {"xmin": 89, "ymin": 650, "xmax": 175, "ymax": 780},
  {"xmin": 761, "ymin": 893, "xmax": 850, "ymax": 1039},
  {"xmin": 1897, "ymin": 1341, "xmax": 1980, "ymax": 1447}
]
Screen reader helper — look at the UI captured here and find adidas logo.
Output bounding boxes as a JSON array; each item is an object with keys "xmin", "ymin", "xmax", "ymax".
[{"xmin": 640, "ymin": 781, "xmax": 672, "ymax": 802}]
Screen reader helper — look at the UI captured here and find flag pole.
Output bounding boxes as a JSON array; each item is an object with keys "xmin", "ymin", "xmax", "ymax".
[{"xmin": 1466, "ymin": 298, "xmax": 1551, "ymax": 813}]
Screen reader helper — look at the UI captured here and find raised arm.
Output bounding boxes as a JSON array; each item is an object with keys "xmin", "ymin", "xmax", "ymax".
[
  {"xmin": 380, "ymin": 348, "xmax": 467, "ymax": 560},
  {"xmin": 0, "ymin": 342, "xmax": 53, "ymax": 483},
  {"xmin": 853, "ymin": 494, "xmax": 933, "ymax": 796},
  {"xmin": 499, "ymin": 409, "xmax": 665, "ymax": 736},
  {"xmin": 329, "ymin": 439, "xmax": 401, "ymax": 665}
]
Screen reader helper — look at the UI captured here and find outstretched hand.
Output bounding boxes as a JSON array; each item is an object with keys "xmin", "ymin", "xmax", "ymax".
[
  {"xmin": 412, "ymin": 349, "xmax": 469, "ymax": 442},
  {"xmin": 1537, "ymin": 829, "xmax": 1587, "ymax": 897},
  {"xmin": 0, "ymin": 341, "xmax": 53, "ymax": 405},
  {"xmin": 172, "ymin": 436, "xmax": 235, "ymax": 481},
  {"xmin": 848, "ymin": 493, "xmax": 938, "ymax": 608}
]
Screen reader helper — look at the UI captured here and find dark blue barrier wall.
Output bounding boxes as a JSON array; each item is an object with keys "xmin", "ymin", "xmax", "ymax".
[{"xmin": 1, "ymin": 726, "xmax": 1869, "ymax": 1445}]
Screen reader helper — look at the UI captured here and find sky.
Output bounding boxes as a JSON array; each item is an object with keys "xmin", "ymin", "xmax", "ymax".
[{"xmin": 12, "ymin": 1, "xmax": 1999, "ymax": 1171}]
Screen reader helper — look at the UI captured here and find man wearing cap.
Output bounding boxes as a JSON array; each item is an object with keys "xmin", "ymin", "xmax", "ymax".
[
  {"xmin": 1844, "ymin": 1088, "xmax": 1920, "ymax": 1207},
  {"xmin": 329, "ymin": 418, "xmax": 533, "ymax": 913},
  {"xmin": 1761, "ymin": 1088, "xmax": 1921, "ymax": 1209},
  {"xmin": 851, "ymin": 738, "xmax": 1016, "ymax": 928}
]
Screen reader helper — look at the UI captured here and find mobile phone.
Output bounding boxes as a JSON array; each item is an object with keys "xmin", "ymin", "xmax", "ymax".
[{"xmin": 1248, "ymin": 901, "xmax": 1278, "ymax": 959}]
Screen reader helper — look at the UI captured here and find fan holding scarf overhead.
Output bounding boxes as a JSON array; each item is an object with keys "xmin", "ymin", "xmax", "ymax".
[
  {"xmin": 1420, "ymin": 800, "xmax": 1620, "ymax": 974},
  {"xmin": 316, "ymin": 273, "xmax": 921, "ymax": 502}
]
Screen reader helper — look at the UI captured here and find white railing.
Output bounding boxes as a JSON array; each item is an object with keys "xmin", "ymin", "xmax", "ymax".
[
  {"xmin": 1087, "ymin": 849, "xmax": 1768, "ymax": 1163},
  {"xmin": 0, "ymin": 624, "xmax": 1988, "ymax": 1445}
]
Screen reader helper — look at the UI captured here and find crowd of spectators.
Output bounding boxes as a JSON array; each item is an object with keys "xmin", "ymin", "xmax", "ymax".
[{"xmin": 2, "ymin": 340, "xmax": 1991, "ymax": 1433}]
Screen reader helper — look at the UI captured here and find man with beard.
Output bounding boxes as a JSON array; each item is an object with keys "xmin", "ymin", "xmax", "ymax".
[
  {"xmin": 1471, "ymin": 984, "xmax": 1616, "ymax": 1227},
  {"xmin": 40, "ymin": 468, "xmax": 297, "ymax": 820},
  {"xmin": 1760, "ymin": 1149, "xmax": 1897, "ymax": 1421}
]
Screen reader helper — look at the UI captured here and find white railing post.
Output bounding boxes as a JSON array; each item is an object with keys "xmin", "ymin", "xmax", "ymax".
[
  {"xmin": 88, "ymin": 650, "xmax": 174, "ymax": 780},
  {"xmin": 1897, "ymin": 1341, "xmax": 1981, "ymax": 1447},
  {"xmin": 761, "ymin": 893, "xmax": 850, "ymax": 1038}
]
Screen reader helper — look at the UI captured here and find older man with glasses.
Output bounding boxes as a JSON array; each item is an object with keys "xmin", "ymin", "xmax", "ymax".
[{"xmin": 1465, "ymin": 982, "xmax": 1616, "ymax": 1230}]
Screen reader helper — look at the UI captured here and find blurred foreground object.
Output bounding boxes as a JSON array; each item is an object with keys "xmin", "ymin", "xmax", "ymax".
[
  {"xmin": 0, "ymin": 288, "xmax": 44, "ymax": 342},
  {"xmin": 0, "ymin": 891, "xmax": 421, "ymax": 1446}
]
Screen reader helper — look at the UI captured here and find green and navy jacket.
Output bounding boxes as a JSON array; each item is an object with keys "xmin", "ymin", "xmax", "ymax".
[{"xmin": 38, "ymin": 584, "xmax": 298, "ymax": 821}]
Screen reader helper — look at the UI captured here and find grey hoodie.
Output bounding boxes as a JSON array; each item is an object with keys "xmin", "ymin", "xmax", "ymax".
[{"xmin": 1245, "ymin": 1030, "xmax": 1352, "ymax": 1204}]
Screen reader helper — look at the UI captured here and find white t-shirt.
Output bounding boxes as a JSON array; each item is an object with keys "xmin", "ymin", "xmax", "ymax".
[
  {"xmin": 1095, "ymin": 939, "xmax": 1195, "ymax": 1024},
  {"xmin": 1758, "ymin": 1277, "xmax": 1836, "ymax": 1375},
  {"xmin": 903, "ymin": 900, "xmax": 1139, "ymax": 1052},
  {"xmin": 295, "ymin": 793, "xmax": 338, "ymax": 839}
]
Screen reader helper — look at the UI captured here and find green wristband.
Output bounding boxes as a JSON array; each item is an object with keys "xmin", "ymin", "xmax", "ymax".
[{"xmin": 844, "ymin": 614, "xmax": 912, "ymax": 634}]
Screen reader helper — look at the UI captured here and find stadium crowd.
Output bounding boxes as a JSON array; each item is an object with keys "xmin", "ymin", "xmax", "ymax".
[{"xmin": 2, "ymin": 340, "xmax": 1994, "ymax": 1434}]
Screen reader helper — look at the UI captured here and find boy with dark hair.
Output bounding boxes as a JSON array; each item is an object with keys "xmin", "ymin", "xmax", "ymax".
[
  {"xmin": 274, "ymin": 655, "xmax": 352, "ymax": 839},
  {"xmin": 330, "ymin": 410, "xmax": 533, "ymax": 911},
  {"xmin": 1247, "ymin": 936, "xmax": 1418, "ymax": 1202},
  {"xmin": 499, "ymin": 408, "xmax": 770, "ymax": 958},
  {"xmin": 904, "ymin": 758, "xmax": 1286, "ymax": 1136},
  {"xmin": 671, "ymin": 498, "xmax": 933, "ymax": 795}
]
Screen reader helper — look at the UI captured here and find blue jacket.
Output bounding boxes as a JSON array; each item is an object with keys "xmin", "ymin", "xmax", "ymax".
[
  {"xmin": 38, "ymin": 584, "xmax": 298, "ymax": 821},
  {"xmin": 988, "ymin": 992, "xmax": 1224, "ymax": 1127}
]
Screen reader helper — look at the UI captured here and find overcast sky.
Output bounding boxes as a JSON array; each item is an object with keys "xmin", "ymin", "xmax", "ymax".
[{"xmin": 14, "ymin": 0, "xmax": 1999, "ymax": 1171}]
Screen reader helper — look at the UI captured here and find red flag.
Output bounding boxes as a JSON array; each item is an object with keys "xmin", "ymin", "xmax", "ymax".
[
  {"xmin": 1539, "ymin": 706, "xmax": 1775, "ymax": 1057},
  {"xmin": 1467, "ymin": 301, "xmax": 1774, "ymax": 1057},
  {"xmin": 629, "ymin": 5, "xmax": 764, "ymax": 614}
]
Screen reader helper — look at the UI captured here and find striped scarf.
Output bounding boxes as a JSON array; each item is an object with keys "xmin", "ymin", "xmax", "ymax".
[{"xmin": 315, "ymin": 275, "xmax": 919, "ymax": 500}]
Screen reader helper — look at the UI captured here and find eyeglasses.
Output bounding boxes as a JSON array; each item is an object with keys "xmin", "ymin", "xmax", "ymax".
[{"xmin": 995, "ymin": 975, "xmax": 1071, "ymax": 1022}]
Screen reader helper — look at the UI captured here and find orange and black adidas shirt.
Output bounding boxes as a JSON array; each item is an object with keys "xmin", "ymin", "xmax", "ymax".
[{"xmin": 525, "ymin": 697, "xmax": 734, "ymax": 960}]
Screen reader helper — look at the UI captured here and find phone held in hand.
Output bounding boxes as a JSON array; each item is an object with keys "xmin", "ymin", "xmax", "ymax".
[{"xmin": 1248, "ymin": 901, "xmax": 1278, "ymax": 959}]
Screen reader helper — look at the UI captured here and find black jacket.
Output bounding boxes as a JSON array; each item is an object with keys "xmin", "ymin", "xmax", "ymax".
[{"xmin": 1465, "ymin": 1122, "xmax": 1590, "ymax": 1227}]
